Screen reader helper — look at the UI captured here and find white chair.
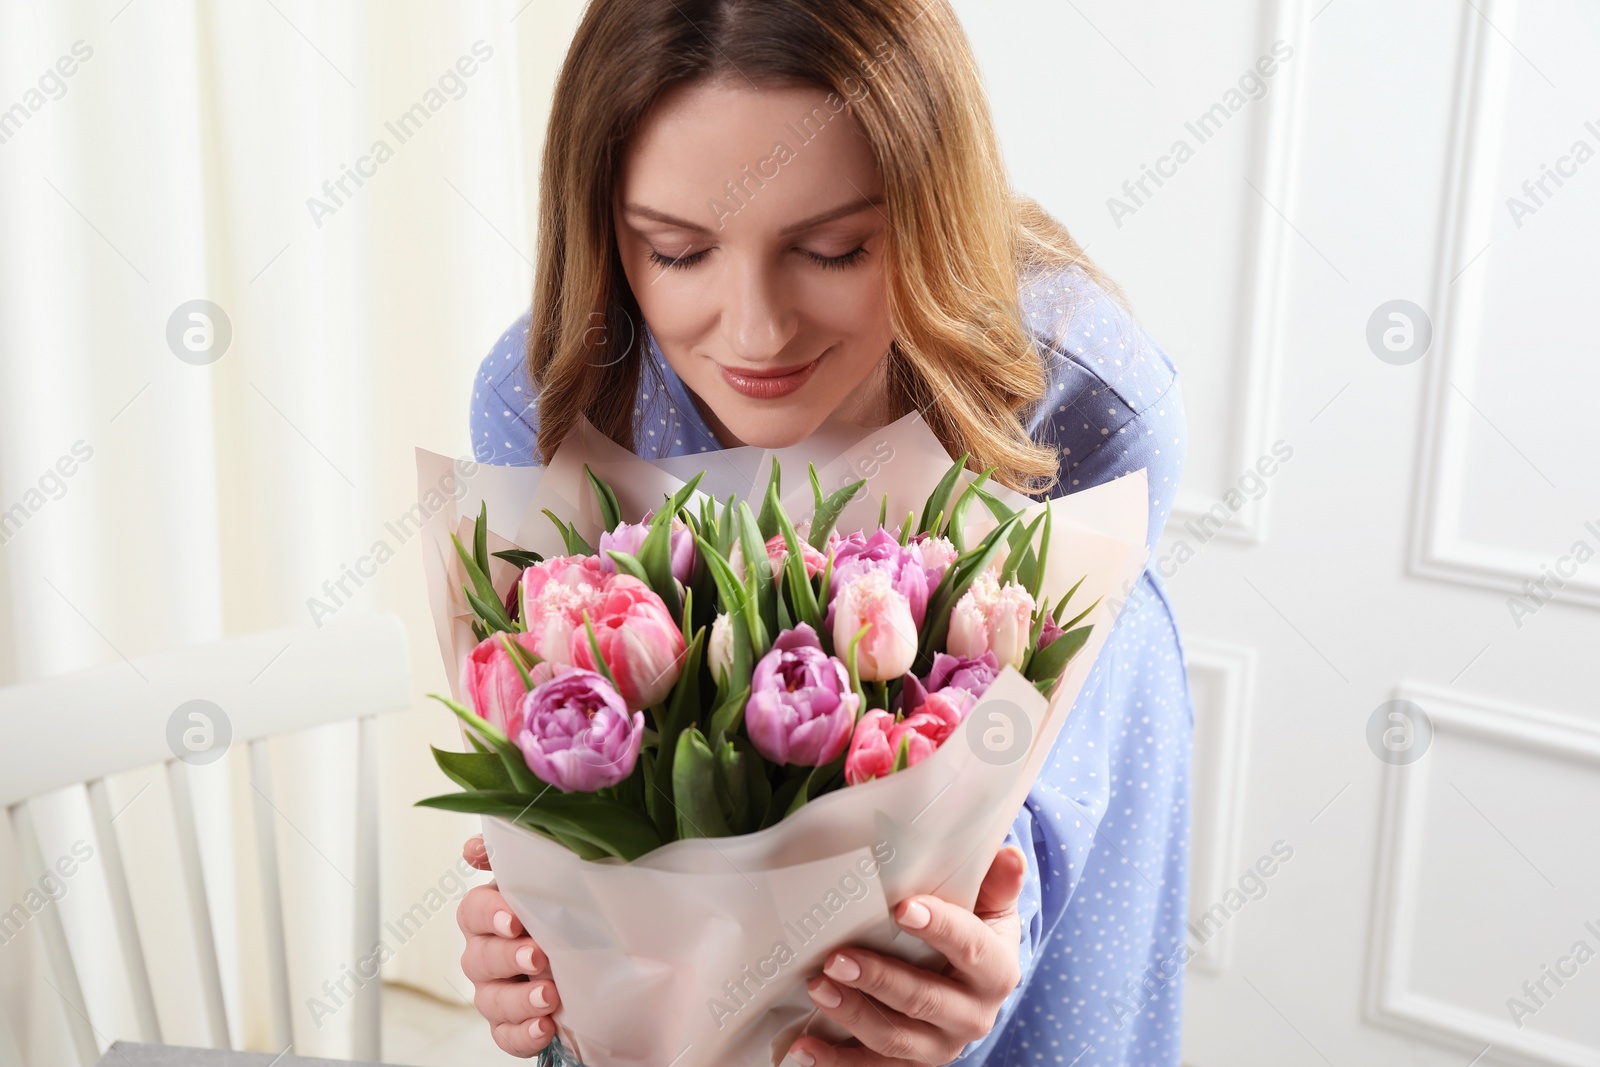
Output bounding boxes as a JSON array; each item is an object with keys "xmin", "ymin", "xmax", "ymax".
[{"xmin": 0, "ymin": 612, "xmax": 412, "ymax": 1067}]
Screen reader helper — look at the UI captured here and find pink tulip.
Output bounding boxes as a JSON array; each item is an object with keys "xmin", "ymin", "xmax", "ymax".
[
  {"xmin": 730, "ymin": 533, "xmax": 829, "ymax": 585},
  {"xmin": 745, "ymin": 624, "xmax": 858, "ymax": 766},
  {"xmin": 519, "ymin": 555, "xmax": 610, "ymax": 666},
  {"xmin": 826, "ymin": 528, "xmax": 934, "ymax": 629},
  {"xmin": 569, "ymin": 575, "xmax": 686, "ymax": 709},
  {"xmin": 843, "ymin": 693, "xmax": 967, "ymax": 786},
  {"xmin": 460, "ymin": 631, "xmax": 556, "ymax": 737},
  {"xmin": 912, "ymin": 533, "xmax": 958, "ymax": 584},
  {"xmin": 516, "ymin": 669, "xmax": 644, "ymax": 791},
  {"xmin": 831, "ymin": 569, "xmax": 918, "ymax": 682},
  {"xmin": 947, "ymin": 572, "xmax": 1035, "ymax": 670}
]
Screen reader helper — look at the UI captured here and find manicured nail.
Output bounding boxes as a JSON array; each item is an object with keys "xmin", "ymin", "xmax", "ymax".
[
  {"xmin": 529, "ymin": 1017, "xmax": 549, "ymax": 1038},
  {"xmin": 808, "ymin": 978, "xmax": 842, "ymax": 1009},
  {"xmin": 898, "ymin": 900, "xmax": 931, "ymax": 930},
  {"xmin": 530, "ymin": 983, "xmax": 549, "ymax": 1009},
  {"xmin": 788, "ymin": 1048, "xmax": 815, "ymax": 1067},
  {"xmin": 493, "ymin": 910, "xmax": 516, "ymax": 938},
  {"xmin": 516, "ymin": 945, "xmax": 541, "ymax": 973},
  {"xmin": 823, "ymin": 953, "xmax": 861, "ymax": 983}
]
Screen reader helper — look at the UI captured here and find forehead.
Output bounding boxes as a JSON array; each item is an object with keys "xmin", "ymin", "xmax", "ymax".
[{"xmin": 617, "ymin": 78, "xmax": 883, "ymax": 233}]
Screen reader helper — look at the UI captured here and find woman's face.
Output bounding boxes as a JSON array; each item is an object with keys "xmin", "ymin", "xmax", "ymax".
[{"xmin": 614, "ymin": 76, "xmax": 894, "ymax": 450}]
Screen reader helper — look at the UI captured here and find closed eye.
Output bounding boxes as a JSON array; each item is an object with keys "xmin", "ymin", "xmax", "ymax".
[{"xmin": 646, "ymin": 245, "xmax": 871, "ymax": 272}]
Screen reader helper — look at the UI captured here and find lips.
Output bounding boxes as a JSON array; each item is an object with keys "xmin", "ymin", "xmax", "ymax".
[{"xmin": 719, "ymin": 356, "xmax": 821, "ymax": 400}]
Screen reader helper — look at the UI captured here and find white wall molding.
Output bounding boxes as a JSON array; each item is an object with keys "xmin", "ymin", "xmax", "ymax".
[
  {"xmin": 1168, "ymin": 0, "xmax": 1306, "ymax": 546},
  {"xmin": 1182, "ymin": 640, "xmax": 1257, "ymax": 973},
  {"xmin": 1407, "ymin": 0, "xmax": 1600, "ymax": 611},
  {"xmin": 1364, "ymin": 678, "xmax": 1600, "ymax": 1066}
]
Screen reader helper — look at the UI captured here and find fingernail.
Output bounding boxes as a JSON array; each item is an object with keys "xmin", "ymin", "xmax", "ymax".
[
  {"xmin": 898, "ymin": 899, "xmax": 931, "ymax": 930},
  {"xmin": 823, "ymin": 953, "xmax": 860, "ymax": 983},
  {"xmin": 493, "ymin": 910, "xmax": 515, "ymax": 938},
  {"xmin": 788, "ymin": 1048, "xmax": 815, "ymax": 1067},
  {"xmin": 530, "ymin": 983, "xmax": 549, "ymax": 1009},
  {"xmin": 528, "ymin": 1017, "xmax": 549, "ymax": 1038},
  {"xmin": 516, "ymin": 945, "xmax": 540, "ymax": 973},
  {"xmin": 807, "ymin": 977, "xmax": 842, "ymax": 1009}
]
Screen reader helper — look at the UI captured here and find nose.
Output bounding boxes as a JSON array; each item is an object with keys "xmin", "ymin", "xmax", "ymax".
[{"xmin": 723, "ymin": 258, "xmax": 798, "ymax": 364}]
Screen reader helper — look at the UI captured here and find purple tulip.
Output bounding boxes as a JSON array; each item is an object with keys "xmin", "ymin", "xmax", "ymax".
[
  {"xmin": 597, "ymin": 513, "xmax": 696, "ymax": 586},
  {"xmin": 745, "ymin": 623, "xmax": 859, "ymax": 767},
  {"xmin": 1037, "ymin": 610, "xmax": 1064, "ymax": 650},
  {"xmin": 894, "ymin": 649, "xmax": 999, "ymax": 719},
  {"xmin": 925, "ymin": 649, "xmax": 1001, "ymax": 698},
  {"xmin": 825, "ymin": 528, "xmax": 933, "ymax": 631},
  {"xmin": 515, "ymin": 669, "xmax": 644, "ymax": 791}
]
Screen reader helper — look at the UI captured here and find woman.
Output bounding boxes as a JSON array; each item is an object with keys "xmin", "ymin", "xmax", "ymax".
[{"xmin": 455, "ymin": 1, "xmax": 1193, "ymax": 1064}]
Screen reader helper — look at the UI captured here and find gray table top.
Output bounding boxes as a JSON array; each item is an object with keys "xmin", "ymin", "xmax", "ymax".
[{"xmin": 95, "ymin": 1041, "xmax": 403, "ymax": 1066}]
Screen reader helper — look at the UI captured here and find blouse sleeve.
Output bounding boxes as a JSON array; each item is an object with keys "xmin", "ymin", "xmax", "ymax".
[
  {"xmin": 469, "ymin": 308, "xmax": 541, "ymax": 466},
  {"xmin": 948, "ymin": 266, "xmax": 1188, "ymax": 1064}
]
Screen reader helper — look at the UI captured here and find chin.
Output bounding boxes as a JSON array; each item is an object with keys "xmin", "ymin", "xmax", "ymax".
[{"xmin": 719, "ymin": 409, "xmax": 822, "ymax": 450}]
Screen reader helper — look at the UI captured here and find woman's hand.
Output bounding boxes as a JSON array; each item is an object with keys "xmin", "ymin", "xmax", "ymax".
[
  {"xmin": 458, "ymin": 834, "xmax": 563, "ymax": 1058},
  {"xmin": 787, "ymin": 844, "xmax": 1028, "ymax": 1066}
]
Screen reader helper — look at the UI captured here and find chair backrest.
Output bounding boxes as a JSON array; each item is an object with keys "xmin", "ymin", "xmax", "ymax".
[{"xmin": 0, "ymin": 612, "xmax": 412, "ymax": 1067}]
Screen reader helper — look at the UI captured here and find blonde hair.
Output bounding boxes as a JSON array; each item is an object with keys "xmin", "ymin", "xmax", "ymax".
[{"xmin": 528, "ymin": 0, "xmax": 1126, "ymax": 496}]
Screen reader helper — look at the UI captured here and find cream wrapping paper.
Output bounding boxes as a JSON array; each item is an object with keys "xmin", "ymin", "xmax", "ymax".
[{"xmin": 417, "ymin": 410, "xmax": 1149, "ymax": 1067}]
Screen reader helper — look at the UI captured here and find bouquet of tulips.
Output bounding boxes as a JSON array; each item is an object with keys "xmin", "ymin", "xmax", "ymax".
[{"xmin": 416, "ymin": 411, "xmax": 1150, "ymax": 1067}]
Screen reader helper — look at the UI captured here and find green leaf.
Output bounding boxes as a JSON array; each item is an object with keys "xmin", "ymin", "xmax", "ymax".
[
  {"xmin": 946, "ymin": 466, "xmax": 995, "ymax": 554},
  {"xmin": 1060, "ymin": 591, "xmax": 1101, "ymax": 632},
  {"xmin": 1025, "ymin": 505, "xmax": 1052, "ymax": 602},
  {"xmin": 708, "ymin": 683, "xmax": 751, "ymax": 742},
  {"xmin": 734, "ymin": 734, "xmax": 771, "ymax": 835},
  {"xmin": 694, "ymin": 536, "xmax": 753, "ymax": 693},
  {"xmin": 584, "ymin": 464, "xmax": 623, "ymax": 534},
  {"xmin": 1027, "ymin": 623, "xmax": 1093, "ymax": 685},
  {"xmin": 496, "ymin": 632, "xmax": 537, "ymax": 692},
  {"xmin": 807, "ymin": 463, "xmax": 866, "ymax": 550},
  {"xmin": 452, "ymin": 530, "xmax": 515, "ymax": 633},
  {"xmin": 492, "ymin": 548, "xmax": 544, "ymax": 569},
  {"xmin": 604, "ymin": 549, "xmax": 651, "ymax": 584},
  {"xmin": 714, "ymin": 735, "xmax": 749, "ymax": 832},
  {"xmin": 580, "ymin": 613, "xmax": 621, "ymax": 692},
  {"xmin": 919, "ymin": 453, "xmax": 969, "ymax": 537},
  {"xmin": 754, "ymin": 456, "xmax": 783, "ymax": 541},
  {"xmin": 635, "ymin": 504, "xmax": 680, "ymax": 618},
  {"xmin": 414, "ymin": 789, "xmax": 660, "ymax": 861},
  {"xmin": 542, "ymin": 508, "xmax": 594, "ymax": 556},
  {"xmin": 735, "ymin": 501, "xmax": 776, "ymax": 643},
  {"xmin": 473, "ymin": 501, "xmax": 492, "ymax": 578},
  {"xmin": 430, "ymin": 746, "xmax": 513, "ymax": 792},
  {"xmin": 672, "ymin": 728, "xmax": 732, "ymax": 839},
  {"xmin": 429, "ymin": 693, "xmax": 542, "ymax": 795},
  {"xmin": 898, "ymin": 510, "xmax": 915, "ymax": 546},
  {"xmin": 652, "ymin": 628, "xmax": 706, "ymax": 827},
  {"xmin": 770, "ymin": 480, "xmax": 822, "ymax": 634},
  {"xmin": 877, "ymin": 492, "xmax": 888, "ymax": 530},
  {"xmin": 890, "ymin": 733, "xmax": 912, "ymax": 774},
  {"xmin": 1000, "ymin": 510, "xmax": 1047, "ymax": 587}
]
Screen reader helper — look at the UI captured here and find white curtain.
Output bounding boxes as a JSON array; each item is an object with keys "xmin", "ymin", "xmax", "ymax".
[{"xmin": 0, "ymin": 1, "xmax": 583, "ymax": 1060}]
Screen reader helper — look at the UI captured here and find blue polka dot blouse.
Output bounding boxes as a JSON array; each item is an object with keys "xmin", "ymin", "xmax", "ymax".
[{"xmin": 468, "ymin": 265, "xmax": 1194, "ymax": 1067}]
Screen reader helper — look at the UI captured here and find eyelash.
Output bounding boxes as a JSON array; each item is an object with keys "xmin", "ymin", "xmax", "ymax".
[{"xmin": 646, "ymin": 246, "xmax": 870, "ymax": 272}]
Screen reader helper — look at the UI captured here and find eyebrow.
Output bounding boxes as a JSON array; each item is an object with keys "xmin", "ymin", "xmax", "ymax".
[{"xmin": 622, "ymin": 194, "xmax": 886, "ymax": 237}]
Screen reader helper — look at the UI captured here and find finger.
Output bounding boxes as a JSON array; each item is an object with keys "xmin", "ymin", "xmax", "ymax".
[
  {"xmin": 464, "ymin": 834, "xmax": 491, "ymax": 871},
  {"xmin": 461, "ymin": 932, "xmax": 548, "ymax": 983},
  {"xmin": 819, "ymin": 948, "xmax": 985, "ymax": 1034},
  {"xmin": 892, "ymin": 892, "xmax": 1018, "ymax": 999},
  {"xmin": 803, "ymin": 975, "xmax": 945, "ymax": 1062},
  {"xmin": 972, "ymin": 844, "xmax": 1027, "ymax": 919},
  {"xmin": 787, "ymin": 1031, "xmax": 918, "ymax": 1066},
  {"xmin": 491, "ymin": 1015, "xmax": 554, "ymax": 1058},
  {"xmin": 458, "ymin": 883, "xmax": 524, "ymax": 939},
  {"xmin": 475, "ymin": 976, "xmax": 561, "ymax": 1026}
]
